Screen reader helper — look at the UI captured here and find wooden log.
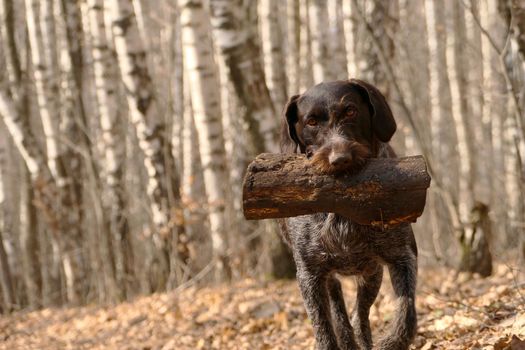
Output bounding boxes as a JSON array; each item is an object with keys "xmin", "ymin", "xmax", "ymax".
[{"xmin": 242, "ymin": 153, "xmax": 431, "ymax": 228}]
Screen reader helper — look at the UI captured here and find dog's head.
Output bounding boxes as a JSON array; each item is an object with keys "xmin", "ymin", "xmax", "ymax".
[{"xmin": 280, "ymin": 79, "xmax": 396, "ymax": 174}]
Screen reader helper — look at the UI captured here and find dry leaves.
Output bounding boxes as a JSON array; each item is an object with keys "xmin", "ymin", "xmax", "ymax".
[{"xmin": 0, "ymin": 263, "xmax": 523, "ymax": 349}]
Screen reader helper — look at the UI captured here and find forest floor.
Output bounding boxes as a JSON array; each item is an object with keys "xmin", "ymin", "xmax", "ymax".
[{"xmin": 1, "ymin": 263, "xmax": 524, "ymax": 350}]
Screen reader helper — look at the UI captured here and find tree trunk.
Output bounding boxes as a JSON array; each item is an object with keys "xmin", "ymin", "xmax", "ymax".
[
  {"xmin": 286, "ymin": 0, "xmax": 301, "ymax": 95},
  {"xmin": 107, "ymin": 0, "xmax": 184, "ymax": 289},
  {"xmin": 19, "ymin": 166, "xmax": 43, "ymax": 308},
  {"xmin": 85, "ymin": 0, "xmax": 128, "ymax": 299},
  {"xmin": 342, "ymin": 0, "xmax": 358, "ymax": 78},
  {"xmin": 447, "ymin": 1, "xmax": 492, "ymax": 276},
  {"xmin": 180, "ymin": 0, "xmax": 231, "ymax": 280},
  {"xmin": 260, "ymin": 0, "xmax": 288, "ymax": 111},
  {"xmin": 424, "ymin": 0, "xmax": 461, "ymax": 261},
  {"xmin": 327, "ymin": 0, "xmax": 348, "ymax": 80},
  {"xmin": 209, "ymin": 0, "xmax": 278, "ymax": 153},
  {"xmin": 299, "ymin": 0, "xmax": 314, "ymax": 90},
  {"xmin": 26, "ymin": 0, "xmax": 86, "ymax": 303},
  {"xmin": 0, "ymin": 145, "xmax": 15, "ymax": 311},
  {"xmin": 309, "ymin": 0, "xmax": 333, "ymax": 82}
]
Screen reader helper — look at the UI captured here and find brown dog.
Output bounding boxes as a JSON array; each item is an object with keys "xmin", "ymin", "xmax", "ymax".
[{"xmin": 280, "ymin": 80, "xmax": 417, "ymax": 350}]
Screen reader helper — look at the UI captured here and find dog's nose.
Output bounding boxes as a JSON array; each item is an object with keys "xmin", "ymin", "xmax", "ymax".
[{"xmin": 328, "ymin": 152, "xmax": 352, "ymax": 167}]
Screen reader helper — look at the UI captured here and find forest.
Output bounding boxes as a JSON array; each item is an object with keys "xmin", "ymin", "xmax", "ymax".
[{"xmin": 0, "ymin": 0, "xmax": 524, "ymax": 349}]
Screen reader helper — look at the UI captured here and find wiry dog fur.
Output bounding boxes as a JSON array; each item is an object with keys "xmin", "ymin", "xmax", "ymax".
[{"xmin": 279, "ymin": 80, "xmax": 418, "ymax": 350}]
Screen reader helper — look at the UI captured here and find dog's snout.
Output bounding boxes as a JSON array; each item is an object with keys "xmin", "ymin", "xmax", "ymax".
[{"xmin": 328, "ymin": 152, "xmax": 352, "ymax": 167}]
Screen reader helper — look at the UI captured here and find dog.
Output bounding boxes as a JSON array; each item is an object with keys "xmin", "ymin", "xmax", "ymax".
[{"xmin": 279, "ymin": 79, "xmax": 417, "ymax": 350}]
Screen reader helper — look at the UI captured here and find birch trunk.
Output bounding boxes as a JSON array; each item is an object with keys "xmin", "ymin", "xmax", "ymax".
[
  {"xmin": 25, "ymin": 0, "xmax": 86, "ymax": 303},
  {"xmin": 480, "ymin": 0, "xmax": 508, "ymax": 247},
  {"xmin": 1, "ymin": 0, "xmax": 43, "ymax": 308},
  {"xmin": 209, "ymin": 0, "xmax": 278, "ymax": 154},
  {"xmin": 0, "ymin": 145, "xmax": 15, "ymax": 311},
  {"xmin": 327, "ymin": 0, "xmax": 348, "ymax": 80},
  {"xmin": 299, "ymin": 0, "xmax": 314, "ymax": 91},
  {"xmin": 86, "ymin": 0, "xmax": 129, "ymax": 298},
  {"xmin": 286, "ymin": 0, "xmax": 301, "ymax": 95},
  {"xmin": 107, "ymin": 0, "xmax": 184, "ymax": 285},
  {"xmin": 447, "ymin": 1, "xmax": 492, "ymax": 276},
  {"xmin": 180, "ymin": 0, "xmax": 231, "ymax": 279},
  {"xmin": 0, "ymin": 92, "xmax": 69, "ymax": 266},
  {"xmin": 342, "ymin": 0, "xmax": 358, "ymax": 78},
  {"xmin": 260, "ymin": 0, "xmax": 288, "ymax": 111},
  {"xmin": 180, "ymin": 71, "xmax": 209, "ymax": 280},
  {"xmin": 310, "ymin": 0, "xmax": 333, "ymax": 82},
  {"xmin": 424, "ymin": 0, "xmax": 461, "ymax": 260}
]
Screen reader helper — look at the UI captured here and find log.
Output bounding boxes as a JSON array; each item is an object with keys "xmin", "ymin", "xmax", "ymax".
[{"xmin": 242, "ymin": 153, "xmax": 431, "ymax": 228}]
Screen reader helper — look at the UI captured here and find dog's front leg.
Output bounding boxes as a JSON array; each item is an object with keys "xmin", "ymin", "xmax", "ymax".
[
  {"xmin": 327, "ymin": 277, "xmax": 359, "ymax": 350},
  {"xmin": 376, "ymin": 254, "xmax": 417, "ymax": 350},
  {"xmin": 297, "ymin": 269, "xmax": 340, "ymax": 350},
  {"xmin": 350, "ymin": 264, "xmax": 383, "ymax": 350}
]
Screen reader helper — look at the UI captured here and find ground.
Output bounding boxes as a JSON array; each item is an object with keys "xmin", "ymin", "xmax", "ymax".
[{"xmin": 1, "ymin": 264, "xmax": 524, "ymax": 350}]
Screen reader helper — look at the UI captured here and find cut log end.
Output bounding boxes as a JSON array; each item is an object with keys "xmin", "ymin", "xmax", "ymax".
[{"xmin": 242, "ymin": 153, "xmax": 431, "ymax": 227}]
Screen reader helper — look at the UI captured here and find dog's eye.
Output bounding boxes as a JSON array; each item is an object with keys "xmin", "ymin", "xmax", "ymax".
[
  {"xmin": 306, "ymin": 118, "xmax": 318, "ymax": 126},
  {"xmin": 345, "ymin": 108, "xmax": 357, "ymax": 119}
]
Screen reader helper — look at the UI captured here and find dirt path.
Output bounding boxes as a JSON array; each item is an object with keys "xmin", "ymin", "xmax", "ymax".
[{"xmin": 1, "ymin": 264, "xmax": 524, "ymax": 349}]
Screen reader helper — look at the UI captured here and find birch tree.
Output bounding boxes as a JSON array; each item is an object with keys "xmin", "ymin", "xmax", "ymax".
[
  {"xmin": 286, "ymin": 0, "xmax": 301, "ymax": 95},
  {"xmin": 327, "ymin": 0, "xmax": 348, "ymax": 80},
  {"xmin": 25, "ymin": 0, "xmax": 86, "ymax": 303},
  {"xmin": 299, "ymin": 0, "xmax": 314, "ymax": 90},
  {"xmin": 309, "ymin": 0, "xmax": 333, "ymax": 82},
  {"xmin": 0, "ymin": 141, "xmax": 15, "ymax": 311},
  {"xmin": 85, "ymin": 0, "xmax": 128, "ymax": 298},
  {"xmin": 209, "ymin": 0, "xmax": 278, "ymax": 153},
  {"xmin": 107, "ymin": 0, "xmax": 185, "ymax": 286},
  {"xmin": 180, "ymin": 0, "xmax": 231, "ymax": 279},
  {"xmin": 260, "ymin": 0, "xmax": 288, "ymax": 111},
  {"xmin": 0, "ymin": 0, "xmax": 43, "ymax": 308},
  {"xmin": 447, "ymin": 1, "xmax": 492, "ymax": 276}
]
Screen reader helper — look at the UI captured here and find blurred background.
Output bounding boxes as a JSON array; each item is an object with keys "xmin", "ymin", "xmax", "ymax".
[{"xmin": 0, "ymin": 0, "xmax": 523, "ymax": 311}]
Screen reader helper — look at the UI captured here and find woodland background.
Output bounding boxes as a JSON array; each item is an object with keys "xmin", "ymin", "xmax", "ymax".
[{"xmin": 0, "ymin": 0, "xmax": 524, "ymax": 316}]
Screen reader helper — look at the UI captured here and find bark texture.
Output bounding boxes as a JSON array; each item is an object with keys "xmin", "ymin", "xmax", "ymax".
[{"xmin": 243, "ymin": 154, "xmax": 430, "ymax": 228}]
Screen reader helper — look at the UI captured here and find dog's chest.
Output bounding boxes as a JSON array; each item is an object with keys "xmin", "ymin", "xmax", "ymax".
[{"xmin": 288, "ymin": 213, "xmax": 382, "ymax": 275}]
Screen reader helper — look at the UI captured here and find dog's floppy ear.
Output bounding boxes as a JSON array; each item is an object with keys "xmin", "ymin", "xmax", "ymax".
[
  {"xmin": 349, "ymin": 79, "xmax": 397, "ymax": 142},
  {"xmin": 280, "ymin": 94, "xmax": 304, "ymax": 153}
]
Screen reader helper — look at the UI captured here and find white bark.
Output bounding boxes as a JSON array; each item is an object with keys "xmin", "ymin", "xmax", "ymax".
[
  {"xmin": 25, "ymin": 0, "xmax": 59, "ymax": 179},
  {"xmin": 286, "ymin": 0, "xmax": 301, "ymax": 94},
  {"xmin": 209, "ymin": 0, "xmax": 278, "ymax": 153},
  {"xmin": 309, "ymin": 0, "xmax": 333, "ymax": 82},
  {"xmin": 260, "ymin": 0, "xmax": 288, "ymax": 111},
  {"xmin": 299, "ymin": 0, "xmax": 314, "ymax": 90},
  {"xmin": 327, "ymin": 0, "xmax": 348, "ymax": 80},
  {"xmin": 0, "ymin": 143, "xmax": 15, "ymax": 310},
  {"xmin": 107, "ymin": 0, "xmax": 174, "ymax": 233},
  {"xmin": 446, "ymin": 1, "xmax": 476, "ymax": 218},
  {"xmin": 342, "ymin": 0, "xmax": 358, "ymax": 78},
  {"xmin": 180, "ymin": 0, "xmax": 230, "ymax": 277},
  {"xmin": 86, "ymin": 0, "xmax": 129, "ymax": 297}
]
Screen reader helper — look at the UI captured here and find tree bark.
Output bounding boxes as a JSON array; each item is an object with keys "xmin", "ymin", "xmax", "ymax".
[
  {"xmin": 243, "ymin": 154, "xmax": 430, "ymax": 227},
  {"xmin": 107, "ymin": 0, "xmax": 184, "ymax": 289},
  {"xmin": 260, "ymin": 0, "xmax": 288, "ymax": 112},
  {"xmin": 209, "ymin": 0, "xmax": 278, "ymax": 153},
  {"xmin": 85, "ymin": 0, "xmax": 127, "ymax": 299},
  {"xmin": 309, "ymin": 0, "xmax": 333, "ymax": 82},
  {"xmin": 180, "ymin": 0, "xmax": 231, "ymax": 280},
  {"xmin": 0, "ymin": 144, "xmax": 15, "ymax": 311},
  {"xmin": 25, "ymin": 0, "xmax": 87, "ymax": 304},
  {"xmin": 447, "ymin": 1, "xmax": 492, "ymax": 276},
  {"xmin": 286, "ymin": 0, "xmax": 301, "ymax": 94},
  {"xmin": 327, "ymin": 0, "xmax": 348, "ymax": 80}
]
